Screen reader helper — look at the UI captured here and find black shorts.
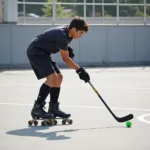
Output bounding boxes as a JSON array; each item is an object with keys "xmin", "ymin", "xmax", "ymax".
[{"xmin": 27, "ymin": 54, "xmax": 60, "ymax": 80}]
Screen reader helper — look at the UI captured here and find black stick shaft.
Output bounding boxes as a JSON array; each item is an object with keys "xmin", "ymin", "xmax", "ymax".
[
  {"xmin": 88, "ymin": 81, "xmax": 117, "ymax": 119},
  {"xmin": 71, "ymin": 57, "xmax": 133, "ymax": 122}
]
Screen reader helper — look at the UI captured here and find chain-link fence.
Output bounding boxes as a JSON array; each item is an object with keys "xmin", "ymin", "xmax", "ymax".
[{"xmin": 18, "ymin": 0, "xmax": 150, "ymax": 25}]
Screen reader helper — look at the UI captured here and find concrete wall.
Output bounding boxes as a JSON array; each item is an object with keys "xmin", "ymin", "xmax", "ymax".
[{"xmin": 0, "ymin": 24, "xmax": 150, "ymax": 68}]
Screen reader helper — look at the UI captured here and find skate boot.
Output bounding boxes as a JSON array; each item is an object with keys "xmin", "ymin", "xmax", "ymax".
[
  {"xmin": 28, "ymin": 101, "xmax": 54, "ymax": 126},
  {"xmin": 48, "ymin": 102, "xmax": 73, "ymax": 125}
]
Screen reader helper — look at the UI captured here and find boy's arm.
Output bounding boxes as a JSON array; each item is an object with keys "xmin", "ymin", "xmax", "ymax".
[
  {"xmin": 60, "ymin": 49, "xmax": 90, "ymax": 83},
  {"xmin": 60, "ymin": 49, "xmax": 80, "ymax": 71}
]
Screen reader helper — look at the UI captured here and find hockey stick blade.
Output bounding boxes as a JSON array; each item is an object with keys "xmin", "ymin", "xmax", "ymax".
[
  {"xmin": 88, "ymin": 81, "xmax": 134, "ymax": 123},
  {"xmin": 115, "ymin": 114, "xmax": 134, "ymax": 122}
]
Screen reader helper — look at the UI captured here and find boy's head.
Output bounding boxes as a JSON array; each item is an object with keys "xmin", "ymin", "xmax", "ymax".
[{"xmin": 68, "ymin": 16, "xmax": 89, "ymax": 39}]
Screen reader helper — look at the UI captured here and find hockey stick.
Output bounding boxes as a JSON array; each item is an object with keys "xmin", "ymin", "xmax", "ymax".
[{"xmin": 88, "ymin": 81, "xmax": 134, "ymax": 123}]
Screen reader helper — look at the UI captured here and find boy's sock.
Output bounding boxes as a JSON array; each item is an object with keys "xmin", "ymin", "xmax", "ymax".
[
  {"xmin": 36, "ymin": 83, "xmax": 50, "ymax": 104},
  {"xmin": 50, "ymin": 87, "xmax": 60, "ymax": 103}
]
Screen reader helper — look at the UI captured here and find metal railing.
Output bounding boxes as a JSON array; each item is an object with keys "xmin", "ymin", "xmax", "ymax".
[{"xmin": 17, "ymin": 0, "xmax": 150, "ymax": 25}]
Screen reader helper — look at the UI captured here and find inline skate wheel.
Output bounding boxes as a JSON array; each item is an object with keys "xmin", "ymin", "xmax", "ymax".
[
  {"xmin": 34, "ymin": 120, "xmax": 38, "ymax": 126},
  {"xmin": 68, "ymin": 119, "xmax": 73, "ymax": 124},
  {"xmin": 28, "ymin": 120, "xmax": 33, "ymax": 126},
  {"xmin": 46, "ymin": 121, "xmax": 50, "ymax": 126},
  {"xmin": 49, "ymin": 119, "xmax": 54, "ymax": 125},
  {"xmin": 47, "ymin": 120, "xmax": 54, "ymax": 126},
  {"xmin": 62, "ymin": 120, "xmax": 66, "ymax": 125},
  {"xmin": 54, "ymin": 120, "xmax": 57, "ymax": 125},
  {"xmin": 41, "ymin": 121, "xmax": 46, "ymax": 126}
]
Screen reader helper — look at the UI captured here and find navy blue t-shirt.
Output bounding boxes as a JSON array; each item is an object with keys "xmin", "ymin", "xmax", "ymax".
[{"xmin": 27, "ymin": 25, "xmax": 73, "ymax": 55}]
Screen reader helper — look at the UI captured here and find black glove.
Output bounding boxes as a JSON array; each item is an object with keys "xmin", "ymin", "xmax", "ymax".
[
  {"xmin": 68, "ymin": 46, "xmax": 75, "ymax": 58},
  {"xmin": 76, "ymin": 67, "xmax": 90, "ymax": 83}
]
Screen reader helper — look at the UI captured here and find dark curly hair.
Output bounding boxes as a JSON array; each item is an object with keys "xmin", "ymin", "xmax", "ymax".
[{"xmin": 69, "ymin": 16, "xmax": 89, "ymax": 33}]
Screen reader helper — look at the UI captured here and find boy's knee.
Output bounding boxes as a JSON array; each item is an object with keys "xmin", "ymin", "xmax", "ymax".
[
  {"xmin": 46, "ymin": 74, "xmax": 58, "ymax": 87},
  {"xmin": 58, "ymin": 74, "xmax": 63, "ymax": 82}
]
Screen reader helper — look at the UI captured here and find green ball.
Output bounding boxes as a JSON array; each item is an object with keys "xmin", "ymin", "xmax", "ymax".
[{"xmin": 126, "ymin": 121, "xmax": 132, "ymax": 128}]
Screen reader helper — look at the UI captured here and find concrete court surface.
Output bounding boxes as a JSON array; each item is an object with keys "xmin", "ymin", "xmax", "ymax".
[{"xmin": 0, "ymin": 66, "xmax": 150, "ymax": 150}]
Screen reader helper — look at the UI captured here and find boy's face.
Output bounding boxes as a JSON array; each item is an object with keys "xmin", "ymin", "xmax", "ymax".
[{"xmin": 71, "ymin": 28, "xmax": 85, "ymax": 39}]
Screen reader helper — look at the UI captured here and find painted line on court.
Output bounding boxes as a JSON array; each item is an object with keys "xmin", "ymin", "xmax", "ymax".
[
  {"xmin": 0, "ymin": 102, "xmax": 150, "ymax": 112},
  {"xmin": 137, "ymin": 114, "xmax": 150, "ymax": 124},
  {"xmin": 1, "ymin": 84, "xmax": 150, "ymax": 91}
]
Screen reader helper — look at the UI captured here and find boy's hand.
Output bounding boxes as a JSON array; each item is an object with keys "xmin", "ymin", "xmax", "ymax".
[{"xmin": 76, "ymin": 67, "xmax": 90, "ymax": 83}]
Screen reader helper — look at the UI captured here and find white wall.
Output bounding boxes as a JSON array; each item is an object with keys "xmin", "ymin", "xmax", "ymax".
[{"xmin": 0, "ymin": 24, "xmax": 150, "ymax": 68}]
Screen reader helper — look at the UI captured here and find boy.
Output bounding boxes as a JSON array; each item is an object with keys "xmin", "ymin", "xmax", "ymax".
[{"xmin": 27, "ymin": 16, "xmax": 90, "ymax": 120}]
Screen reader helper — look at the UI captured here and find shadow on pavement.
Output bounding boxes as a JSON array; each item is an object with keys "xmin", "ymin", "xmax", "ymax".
[
  {"xmin": 6, "ymin": 125, "xmax": 125, "ymax": 141},
  {"xmin": 0, "ymin": 69, "xmax": 5, "ymax": 73}
]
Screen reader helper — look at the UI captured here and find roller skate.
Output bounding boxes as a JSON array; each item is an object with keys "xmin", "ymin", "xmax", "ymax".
[
  {"xmin": 48, "ymin": 102, "xmax": 73, "ymax": 125},
  {"xmin": 28, "ymin": 101, "xmax": 54, "ymax": 126}
]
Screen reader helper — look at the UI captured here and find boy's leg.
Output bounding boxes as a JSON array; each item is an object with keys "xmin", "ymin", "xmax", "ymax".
[
  {"xmin": 49, "ymin": 57, "xmax": 62, "ymax": 104},
  {"xmin": 47, "ymin": 58, "xmax": 71, "ymax": 118},
  {"xmin": 27, "ymin": 54, "xmax": 56, "ymax": 119}
]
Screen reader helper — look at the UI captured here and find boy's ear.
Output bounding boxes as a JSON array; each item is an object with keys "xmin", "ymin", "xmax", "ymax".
[{"xmin": 72, "ymin": 27, "xmax": 77, "ymax": 32}]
